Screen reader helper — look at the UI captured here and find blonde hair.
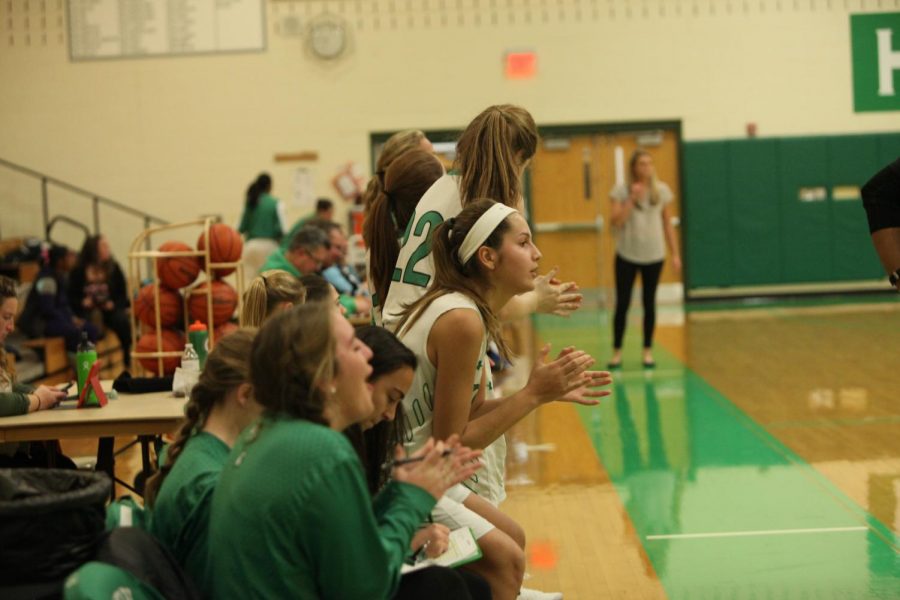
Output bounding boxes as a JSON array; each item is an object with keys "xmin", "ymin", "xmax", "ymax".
[
  {"xmin": 397, "ymin": 199, "xmax": 514, "ymax": 361},
  {"xmin": 250, "ymin": 303, "xmax": 335, "ymax": 424},
  {"xmin": 628, "ymin": 149, "xmax": 662, "ymax": 207},
  {"xmin": 455, "ymin": 105, "xmax": 538, "ymax": 208},
  {"xmin": 241, "ymin": 270, "xmax": 306, "ymax": 327},
  {"xmin": 362, "ymin": 129, "xmax": 429, "ymax": 210}
]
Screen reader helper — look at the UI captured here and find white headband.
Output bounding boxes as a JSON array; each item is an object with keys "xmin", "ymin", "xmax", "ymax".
[{"xmin": 456, "ymin": 203, "xmax": 518, "ymax": 264}]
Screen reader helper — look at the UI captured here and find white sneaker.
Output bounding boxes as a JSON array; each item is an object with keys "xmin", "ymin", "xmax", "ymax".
[{"xmin": 517, "ymin": 588, "xmax": 563, "ymax": 600}]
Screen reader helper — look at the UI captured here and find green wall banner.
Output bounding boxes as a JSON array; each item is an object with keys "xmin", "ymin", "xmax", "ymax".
[{"xmin": 851, "ymin": 12, "xmax": 900, "ymax": 112}]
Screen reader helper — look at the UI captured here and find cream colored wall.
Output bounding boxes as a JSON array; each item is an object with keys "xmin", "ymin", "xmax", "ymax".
[{"xmin": 1, "ymin": 0, "xmax": 899, "ymax": 260}]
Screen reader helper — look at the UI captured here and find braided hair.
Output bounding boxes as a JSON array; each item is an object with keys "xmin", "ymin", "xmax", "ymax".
[{"xmin": 143, "ymin": 329, "xmax": 256, "ymax": 506}]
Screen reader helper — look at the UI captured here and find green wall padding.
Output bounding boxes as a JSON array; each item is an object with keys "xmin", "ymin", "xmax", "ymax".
[
  {"xmin": 684, "ymin": 142, "xmax": 732, "ymax": 287},
  {"xmin": 683, "ymin": 132, "xmax": 897, "ymax": 291},
  {"xmin": 728, "ymin": 140, "xmax": 782, "ymax": 286},
  {"xmin": 779, "ymin": 139, "xmax": 832, "ymax": 283}
]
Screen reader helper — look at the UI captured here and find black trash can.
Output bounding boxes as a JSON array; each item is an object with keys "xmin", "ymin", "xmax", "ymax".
[{"xmin": 0, "ymin": 469, "xmax": 111, "ymax": 587}]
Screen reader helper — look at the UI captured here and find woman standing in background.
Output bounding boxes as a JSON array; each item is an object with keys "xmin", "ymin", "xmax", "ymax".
[
  {"xmin": 607, "ymin": 150, "xmax": 681, "ymax": 369},
  {"xmin": 239, "ymin": 173, "xmax": 287, "ymax": 282}
]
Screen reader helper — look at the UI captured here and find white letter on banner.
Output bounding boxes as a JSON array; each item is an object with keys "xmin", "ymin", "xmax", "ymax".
[{"xmin": 876, "ymin": 28, "xmax": 900, "ymax": 96}]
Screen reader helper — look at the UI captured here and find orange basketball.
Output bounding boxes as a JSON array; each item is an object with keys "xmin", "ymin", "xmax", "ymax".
[
  {"xmin": 189, "ymin": 281, "xmax": 238, "ymax": 326},
  {"xmin": 214, "ymin": 321, "xmax": 239, "ymax": 342},
  {"xmin": 157, "ymin": 241, "xmax": 200, "ymax": 289},
  {"xmin": 198, "ymin": 224, "xmax": 242, "ymax": 277},
  {"xmin": 135, "ymin": 329, "xmax": 184, "ymax": 375},
  {"xmin": 134, "ymin": 284, "xmax": 183, "ymax": 328}
]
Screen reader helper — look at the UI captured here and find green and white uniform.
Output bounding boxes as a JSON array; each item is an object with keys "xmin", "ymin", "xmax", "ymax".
[
  {"xmin": 382, "ymin": 174, "xmax": 459, "ymax": 332},
  {"xmin": 148, "ymin": 432, "xmax": 229, "ymax": 588},
  {"xmin": 208, "ymin": 415, "xmax": 435, "ymax": 600},
  {"xmin": 398, "ymin": 292, "xmax": 506, "ymax": 512},
  {"xmin": 385, "ymin": 174, "xmax": 508, "ymax": 505}
]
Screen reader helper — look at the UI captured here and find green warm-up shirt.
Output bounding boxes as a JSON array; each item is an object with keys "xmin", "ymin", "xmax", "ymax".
[
  {"xmin": 148, "ymin": 432, "xmax": 230, "ymax": 587},
  {"xmin": 208, "ymin": 416, "xmax": 435, "ymax": 600},
  {"xmin": 260, "ymin": 249, "xmax": 301, "ymax": 278},
  {"xmin": 239, "ymin": 194, "xmax": 285, "ymax": 241}
]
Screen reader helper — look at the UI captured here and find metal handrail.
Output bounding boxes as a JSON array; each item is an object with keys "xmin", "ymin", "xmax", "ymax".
[{"xmin": 0, "ymin": 156, "xmax": 168, "ymax": 238}]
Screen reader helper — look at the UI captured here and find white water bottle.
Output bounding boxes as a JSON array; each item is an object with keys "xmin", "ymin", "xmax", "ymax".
[
  {"xmin": 180, "ymin": 343, "xmax": 200, "ymax": 396},
  {"xmin": 181, "ymin": 343, "xmax": 200, "ymax": 372}
]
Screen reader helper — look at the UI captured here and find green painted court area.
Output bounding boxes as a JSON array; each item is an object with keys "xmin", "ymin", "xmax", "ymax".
[{"xmin": 534, "ymin": 311, "xmax": 900, "ymax": 599}]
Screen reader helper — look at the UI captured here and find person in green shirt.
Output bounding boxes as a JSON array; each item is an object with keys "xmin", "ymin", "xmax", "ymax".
[
  {"xmin": 239, "ymin": 173, "xmax": 288, "ymax": 282},
  {"xmin": 0, "ymin": 275, "xmax": 70, "ymax": 468},
  {"xmin": 0, "ymin": 275, "xmax": 67, "ymax": 418},
  {"xmin": 260, "ymin": 226, "xmax": 329, "ymax": 278},
  {"xmin": 207, "ymin": 302, "xmax": 483, "ymax": 600},
  {"xmin": 143, "ymin": 329, "xmax": 261, "ymax": 590},
  {"xmin": 281, "ymin": 197, "xmax": 335, "ymax": 251}
]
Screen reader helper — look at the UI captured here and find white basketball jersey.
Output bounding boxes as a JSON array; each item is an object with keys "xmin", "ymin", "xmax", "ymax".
[
  {"xmin": 381, "ymin": 174, "xmax": 461, "ymax": 332},
  {"xmin": 398, "ymin": 291, "xmax": 510, "ymax": 499},
  {"xmin": 398, "ymin": 292, "xmax": 486, "ymax": 451}
]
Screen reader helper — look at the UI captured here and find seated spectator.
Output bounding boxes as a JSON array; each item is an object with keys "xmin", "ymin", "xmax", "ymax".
[
  {"xmin": 300, "ymin": 273, "xmax": 344, "ymax": 314},
  {"xmin": 260, "ymin": 227, "xmax": 329, "ymax": 278},
  {"xmin": 207, "ymin": 303, "xmax": 482, "ymax": 599},
  {"xmin": 19, "ymin": 245, "xmax": 99, "ymax": 352},
  {"xmin": 144, "ymin": 329, "xmax": 260, "ymax": 589},
  {"xmin": 307, "ymin": 219, "xmax": 372, "ymax": 316},
  {"xmin": 69, "ymin": 235, "xmax": 131, "ymax": 364},
  {"xmin": 281, "ymin": 198, "xmax": 334, "ymax": 250},
  {"xmin": 0, "ymin": 275, "xmax": 69, "ymax": 466}
]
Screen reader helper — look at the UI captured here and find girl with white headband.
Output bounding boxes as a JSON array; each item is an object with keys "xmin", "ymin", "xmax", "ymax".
[{"xmin": 395, "ymin": 199, "xmax": 611, "ymax": 600}]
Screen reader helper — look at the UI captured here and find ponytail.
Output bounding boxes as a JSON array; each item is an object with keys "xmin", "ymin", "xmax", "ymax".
[
  {"xmin": 144, "ymin": 329, "xmax": 255, "ymax": 506},
  {"xmin": 361, "ymin": 129, "xmax": 428, "ymax": 210},
  {"xmin": 241, "ymin": 269, "xmax": 306, "ymax": 327},
  {"xmin": 455, "ymin": 105, "xmax": 538, "ymax": 208},
  {"xmin": 363, "ymin": 149, "xmax": 443, "ymax": 307},
  {"xmin": 245, "ymin": 173, "xmax": 273, "ymax": 211}
]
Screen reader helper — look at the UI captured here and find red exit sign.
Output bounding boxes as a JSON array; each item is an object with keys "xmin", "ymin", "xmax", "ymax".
[{"xmin": 505, "ymin": 51, "xmax": 537, "ymax": 79}]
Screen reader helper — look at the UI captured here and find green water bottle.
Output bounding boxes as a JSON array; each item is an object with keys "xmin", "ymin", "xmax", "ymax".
[
  {"xmin": 188, "ymin": 321, "xmax": 209, "ymax": 369},
  {"xmin": 76, "ymin": 331, "xmax": 99, "ymax": 406}
]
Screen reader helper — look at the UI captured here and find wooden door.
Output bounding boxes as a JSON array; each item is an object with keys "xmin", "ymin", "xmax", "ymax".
[
  {"xmin": 529, "ymin": 135, "xmax": 604, "ymax": 289},
  {"xmin": 529, "ymin": 128, "xmax": 682, "ymax": 296}
]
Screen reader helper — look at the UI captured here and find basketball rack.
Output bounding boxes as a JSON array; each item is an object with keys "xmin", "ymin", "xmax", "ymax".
[{"xmin": 127, "ymin": 218, "xmax": 245, "ymax": 376}]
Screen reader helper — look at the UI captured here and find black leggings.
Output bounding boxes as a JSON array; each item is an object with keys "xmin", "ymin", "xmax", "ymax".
[{"xmin": 613, "ymin": 254, "xmax": 664, "ymax": 350}]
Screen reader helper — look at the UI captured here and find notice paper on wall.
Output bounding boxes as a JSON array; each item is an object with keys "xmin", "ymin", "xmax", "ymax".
[
  {"xmin": 68, "ymin": 0, "xmax": 266, "ymax": 61},
  {"xmin": 293, "ymin": 168, "xmax": 316, "ymax": 211}
]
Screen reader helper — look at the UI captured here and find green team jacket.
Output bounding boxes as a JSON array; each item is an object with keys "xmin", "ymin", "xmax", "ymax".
[
  {"xmin": 207, "ymin": 415, "xmax": 435, "ymax": 599},
  {"xmin": 148, "ymin": 432, "xmax": 229, "ymax": 589},
  {"xmin": 239, "ymin": 194, "xmax": 284, "ymax": 241}
]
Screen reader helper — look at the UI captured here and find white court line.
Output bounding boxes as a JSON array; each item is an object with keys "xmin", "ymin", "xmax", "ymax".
[{"xmin": 646, "ymin": 526, "xmax": 867, "ymax": 541}]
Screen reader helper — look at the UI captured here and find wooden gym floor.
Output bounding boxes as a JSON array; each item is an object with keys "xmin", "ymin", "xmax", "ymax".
[{"xmin": 502, "ymin": 297, "xmax": 900, "ymax": 599}]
